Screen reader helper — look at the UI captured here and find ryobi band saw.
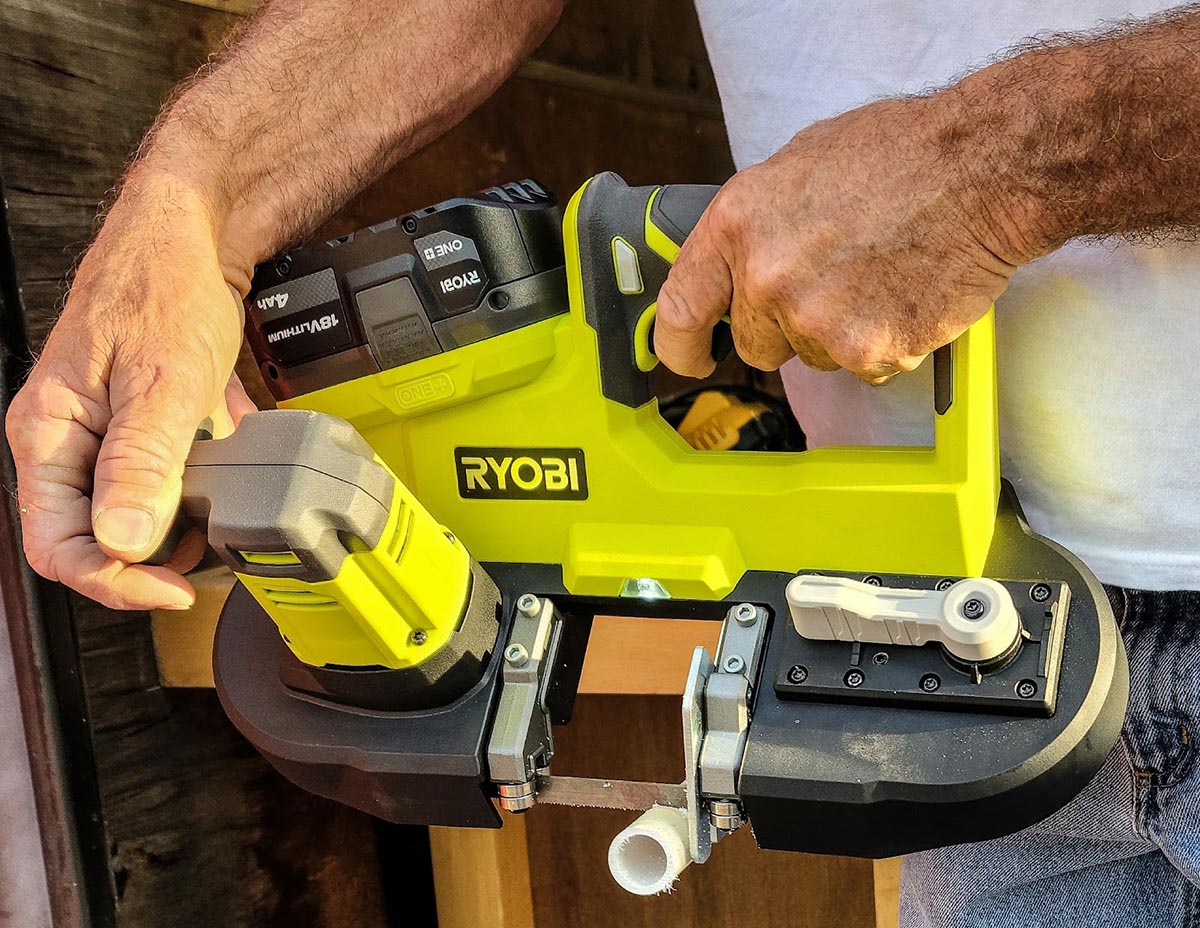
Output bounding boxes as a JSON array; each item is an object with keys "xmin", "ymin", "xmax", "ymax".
[{"xmin": 163, "ymin": 173, "xmax": 1128, "ymax": 894}]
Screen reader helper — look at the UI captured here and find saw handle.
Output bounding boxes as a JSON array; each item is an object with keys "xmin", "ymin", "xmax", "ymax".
[
  {"xmin": 570, "ymin": 172, "xmax": 957, "ymax": 416},
  {"xmin": 570, "ymin": 173, "xmax": 727, "ymax": 408}
]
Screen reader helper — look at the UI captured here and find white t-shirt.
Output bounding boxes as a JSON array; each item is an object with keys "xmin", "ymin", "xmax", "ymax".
[{"xmin": 693, "ymin": 1, "xmax": 1200, "ymax": 591}]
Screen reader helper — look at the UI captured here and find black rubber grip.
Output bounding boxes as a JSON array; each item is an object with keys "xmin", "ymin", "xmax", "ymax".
[{"xmin": 651, "ymin": 184, "xmax": 719, "ymax": 246}]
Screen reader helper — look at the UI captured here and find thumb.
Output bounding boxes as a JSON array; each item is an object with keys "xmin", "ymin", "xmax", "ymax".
[{"xmin": 91, "ymin": 359, "xmax": 220, "ymax": 562}]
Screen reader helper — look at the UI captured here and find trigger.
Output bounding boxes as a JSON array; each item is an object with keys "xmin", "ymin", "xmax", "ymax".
[{"xmin": 711, "ymin": 317, "xmax": 734, "ymax": 363}]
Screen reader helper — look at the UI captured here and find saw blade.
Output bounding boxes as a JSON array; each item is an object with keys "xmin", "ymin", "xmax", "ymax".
[{"xmin": 533, "ymin": 775, "xmax": 687, "ymax": 811}]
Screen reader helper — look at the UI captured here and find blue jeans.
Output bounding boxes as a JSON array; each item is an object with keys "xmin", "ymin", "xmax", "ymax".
[{"xmin": 902, "ymin": 588, "xmax": 1200, "ymax": 927}]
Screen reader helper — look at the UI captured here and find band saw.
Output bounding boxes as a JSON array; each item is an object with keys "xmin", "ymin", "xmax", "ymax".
[{"xmin": 157, "ymin": 173, "xmax": 1129, "ymax": 894}]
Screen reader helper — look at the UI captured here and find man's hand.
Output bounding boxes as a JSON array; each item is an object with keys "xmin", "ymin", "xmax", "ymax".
[
  {"xmin": 654, "ymin": 96, "xmax": 1027, "ymax": 383},
  {"xmin": 5, "ymin": 0, "xmax": 563, "ymax": 610},
  {"xmin": 6, "ymin": 175, "xmax": 253, "ymax": 610}
]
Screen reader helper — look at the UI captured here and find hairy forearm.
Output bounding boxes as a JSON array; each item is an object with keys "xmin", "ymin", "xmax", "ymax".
[
  {"xmin": 939, "ymin": 5, "xmax": 1200, "ymax": 261},
  {"xmin": 126, "ymin": 0, "xmax": 563, "ymax": 292}
]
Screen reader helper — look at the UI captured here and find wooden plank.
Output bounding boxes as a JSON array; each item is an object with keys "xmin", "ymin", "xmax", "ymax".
[
  {"xmin": 874, "ymin": 858, "xmax": 902, "ymax": 928},
  {"xmin": 149, "ymin": 568, "xmax": 230, "ymax": 688},
  {"xmin": 430, "ymin": 819, "xmax": 535, "ymax": 928},
  {"xmin": 525, "ymin": 695, "xmax": 879, "ymax": 928},
  {"xmin": 578, "ymin": 616, "xmax": 719, "ymax": 695}
]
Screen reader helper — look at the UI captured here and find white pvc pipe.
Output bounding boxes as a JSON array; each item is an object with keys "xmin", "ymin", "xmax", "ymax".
[{"xmin": 607, "ymin": 805, "xmax": 692, "ymax": 896}]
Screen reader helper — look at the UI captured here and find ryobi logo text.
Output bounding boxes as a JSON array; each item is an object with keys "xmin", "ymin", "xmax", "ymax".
[
  {"xmin": 439, "ymin": 269, "xmax": 481, "ymax": 295},
  {"xmin": 455, "ymin": 447, "xmax": 588, "ymax": 501}
]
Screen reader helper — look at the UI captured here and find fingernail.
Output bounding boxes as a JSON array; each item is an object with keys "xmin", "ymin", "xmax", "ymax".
[
  {"xmin": 162, "ymin": 598, "xmax": 194, "ymax": 612},
  {"xmin": 94, "ymin": 506, "xmax": 155, "ymax": 552}
]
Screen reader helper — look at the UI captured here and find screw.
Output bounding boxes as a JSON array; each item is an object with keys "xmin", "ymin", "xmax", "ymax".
[
  {"xmin": 787, "ymin": 664, "xmax": 808, "ymax": 684},
  {"xmin": 505, "ymin": 644, "xmax": 529, "ymax": 667},
  {"xmin": 1030, "ymin": 584, "xmax": 1052, "ymax": 603},
  {"xmin": 935, "ymin": 578, "xmax": 956, "ymax": 592},
  {"xmin": 961, "ymin": 598, "xmax": 987, "ymax": 620},
  {"xmin": 489, "ymin": 290, "xmax": 511, "ymax": 310},
  {"xmin": 517, "ymin": 594, "xmax": 541, "ymax": 617},
  {"xmin": 733, "ymin": 603, "xmax": 758, "ymax": 627},
  {"xmin": 402, "ymin": 216, "xmax": 418, "ymax": 234},
  {"xmin": 409, "ymin": 629, "xmax": 428, "ymax": 646},
  {"xmin": 863, "ymin": 575, "xmax": 883, "ymax": 586},
  {"xmin": 274, "ymin": 257, "xmax": 292, "ymax": 277},
  {"xmin": 872, "ymin": 652, "xmax": 889, "ymax": 665},
  {"xmin": 844, "ymin": 669, "xmax": 865, "ymax": 688},
  {"xmin": 723, "ymin": 655, "xmax": 746, "ymax": 674},
  {"xmin": 920, "ymin": 673, "xmax": 941, "ymax": 692},
  {"xmin": 1016, "ymin": 679, "xmax": 1038, "ymax": 699}
]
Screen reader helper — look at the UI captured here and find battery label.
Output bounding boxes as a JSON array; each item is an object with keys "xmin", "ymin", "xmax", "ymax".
[{"xmin": 254, "ymin": 268, "xmax": 355, "ymax": 366}]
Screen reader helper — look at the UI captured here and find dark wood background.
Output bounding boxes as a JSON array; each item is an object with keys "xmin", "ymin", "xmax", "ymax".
[{"xmin": 0, "ymin": 1, "xmax": 739, "ymax": 925}]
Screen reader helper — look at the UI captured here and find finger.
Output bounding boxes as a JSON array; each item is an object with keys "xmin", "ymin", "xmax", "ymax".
[
  {"xmin": 773, "ymin": 313, "xmax": 841, "ymax": 372},
  {"xmin": 159, "ymin": 525, "xmax": 208, "ymax": 576},
  {"xmin": 728, "ymin": 293, "xmax": 793, "ymax": 371},
  {"xmin": 653, "ymin": 204, "xmax": 734, "ymax": 378},
  {"xmin": 91, "ymin": 353, "xmax": 225, "ymax": 564},
  {"xmin": 6, "ymin": 378, "xmax": 195, "ymax": 609},
  {"xmin": 36, "ymin": 532, "xmax": 196, "ymax": 611}
]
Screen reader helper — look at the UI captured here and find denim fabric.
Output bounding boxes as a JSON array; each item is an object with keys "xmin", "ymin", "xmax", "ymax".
[{"xmin": 902, "ymin": 588, "xmax": 1200, "ymax": 928}]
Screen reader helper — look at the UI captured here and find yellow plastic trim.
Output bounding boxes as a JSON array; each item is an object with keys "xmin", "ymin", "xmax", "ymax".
[
  {"xmin": 633, "ymin": 303, "xmax": 659, "ymax": 372},
  {"xmin": 236, "ymin": 466, "xmax": 471, "ymax": 669},
  {"xmin": 643, "ymin": 188, "xmax": 681, "ymax": 263},
  {"xmin": 239, "ymin": 550, "xmax": 302, "ymax": 567}
]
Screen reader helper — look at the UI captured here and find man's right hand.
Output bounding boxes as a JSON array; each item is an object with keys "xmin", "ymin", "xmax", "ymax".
[{"xmin": 6, "ymin": 174, "xmax": 254, "ymax": 610}]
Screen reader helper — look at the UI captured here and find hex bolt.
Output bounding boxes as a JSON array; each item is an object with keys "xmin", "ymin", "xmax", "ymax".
[
  {"xmin": 274, "ymin": 257, "xmax": 292, "ymax": 278},
  {"xmin": 787, "ymin": 664, "xmax": 808, "ymax": 685},
  {"xmin": 1030, "ymin": 583, "xmax": 1052, "ymax": 603},
  {"xmin": 920, "ymin": 673, "xmax": 941, "ymax": 692},
  {"xmin": 863, "ymin": 575, "xmax": 883, "ymax": 586},
  {"xmin": 1016, "ymin": 679, "xmax": 1038, "ymax": 699},
  {"xmin": 409, "ymin": 629, "xmax": 428, "ymax": 646},
  {"xmin": 935, "ymin": 578, "xmax": 956, "ymax": 592},
  {"xmin": 844, "ymin": 669, "xmax": 865, "ymax": 688},
  {"xmin": 960, "ymin": 598, "xmax": 987, "ymax": 620},
  {"xmin": 505, "ymin": 644, "xmax": 529, "ymax": 667},
  {"xmin": 872, "ymin": 652, "xmax": 889, "ymax": 665},
  {"xmin": 723, "ymin": 655, "xmax": 746, "ymax": 674},
  {"xmin": 402, "ymin": 216, "xmax": 418, "ymax": 234},
  {"xmin": 733, "ymin": 603, "xmax": 758, "ymax": 626},
  {"xmin": 517, "ymin": 594, "xmax": 541, "ymax": 617}
]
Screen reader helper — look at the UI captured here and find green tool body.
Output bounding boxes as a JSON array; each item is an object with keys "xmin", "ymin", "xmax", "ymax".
[{"xmin": 169, "ymin": 175, "xmax": 1127, "ymax": 884}]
